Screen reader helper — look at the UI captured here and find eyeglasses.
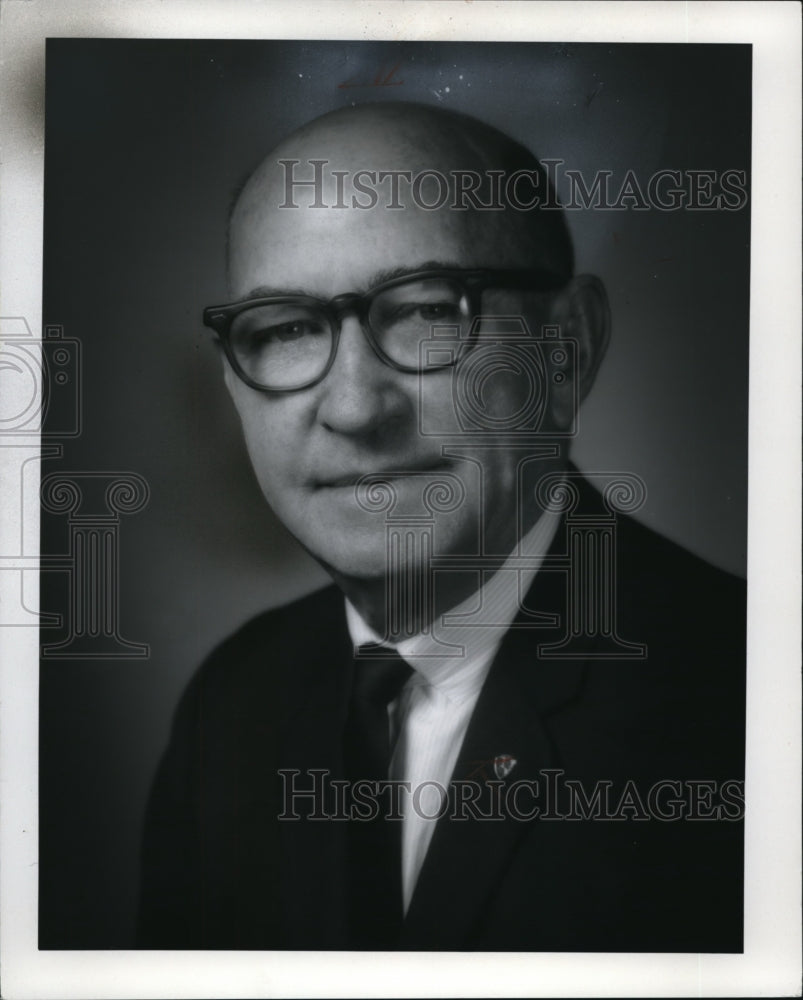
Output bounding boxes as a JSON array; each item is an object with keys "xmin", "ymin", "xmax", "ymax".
[{"xmin": 203, "ymin": 267, "xmax": 567, "ymax": 393}]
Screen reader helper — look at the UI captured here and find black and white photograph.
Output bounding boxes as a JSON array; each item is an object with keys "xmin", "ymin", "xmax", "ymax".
[{"xmin": 0, "ymin": 2, "xmax": 800, "ymax": 997}]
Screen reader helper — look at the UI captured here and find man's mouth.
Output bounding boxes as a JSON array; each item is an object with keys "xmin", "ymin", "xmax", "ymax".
[{"xmin": 314, "ymin": 461, "xmax": 454, "ymax": 490}]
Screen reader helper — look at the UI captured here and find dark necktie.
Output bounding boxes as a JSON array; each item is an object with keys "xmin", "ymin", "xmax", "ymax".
[{"xmin": 343, "ymin": 645, "xmax": 413, "ymax": 949}]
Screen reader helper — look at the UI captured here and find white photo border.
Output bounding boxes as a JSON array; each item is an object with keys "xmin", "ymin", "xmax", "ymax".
[{"xmin": 0, "ymin": 2, "xmax": 800, "ymax": 997}]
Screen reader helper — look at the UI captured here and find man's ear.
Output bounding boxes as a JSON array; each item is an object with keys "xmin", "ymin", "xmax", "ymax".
[{"xmin": 545, "ymin": 273, "xmax": 610, "ymax": 432}]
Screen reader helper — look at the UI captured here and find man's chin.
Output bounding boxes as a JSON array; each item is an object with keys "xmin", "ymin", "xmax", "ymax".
[
  {"xmin": 308, "ymin": 536, "xmax": 404, "ymax": 584},
  {"xmin": 293, "ymin": 519, "xmax": 438, "ymax": 584},
  {"xmin": 283, "ymin": 503, "xmax": 396, "ymax": 581}
]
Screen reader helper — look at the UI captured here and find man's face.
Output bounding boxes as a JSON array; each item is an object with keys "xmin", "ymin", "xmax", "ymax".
[{"xmin": 225, "ymin": 127, "xmax": 567, "ymax": 582}]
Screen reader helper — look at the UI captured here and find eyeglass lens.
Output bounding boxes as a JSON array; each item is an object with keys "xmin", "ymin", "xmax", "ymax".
[{"xmin": 228, "ymin": 277, "xmax": 472, "ymax": 389}]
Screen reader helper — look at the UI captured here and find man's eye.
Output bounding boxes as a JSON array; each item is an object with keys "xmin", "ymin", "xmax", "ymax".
[
  {"xmin": 418, "ymin": 302, "xmax": 458, "ymax": 320},
  {"xmin": 252, "ymin": 320, "xmax": 325, "ymax": 344},
  {"xmin": 393, "ymin": 301, "xmax": 460, "ymax": 322}
]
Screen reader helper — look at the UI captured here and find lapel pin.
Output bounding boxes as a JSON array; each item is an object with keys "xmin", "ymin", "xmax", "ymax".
[{"xmin": 493, "ymin": 754, "xmax": 518, "ymax": 779}]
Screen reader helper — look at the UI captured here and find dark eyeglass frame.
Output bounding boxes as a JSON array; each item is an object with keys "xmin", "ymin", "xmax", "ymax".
[{"xmin": 202, "ymin": 267, "xmax": 569, "ymax": 393}]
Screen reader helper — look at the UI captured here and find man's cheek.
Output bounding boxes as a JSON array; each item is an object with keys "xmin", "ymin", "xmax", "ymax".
[
  {"xmin": 243, "ymin": 435, "xmax": 293, "ymax": 506},
  {"xmin": 417, "ymin": 377, "xmax": 461, "ymax": 436}
]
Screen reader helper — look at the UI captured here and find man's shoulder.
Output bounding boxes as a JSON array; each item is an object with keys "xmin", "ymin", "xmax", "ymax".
[
  {"xmin": 569, "ymin": 469, "xmax": 745, "ymax": 607},
  {"xmin": 183, "ymin": 583, "xmax": 346, "ymax": 708},
  {"xmin": 617, "ymin": 510, "xmax": 744, "ymax": 595},
  {"xmin": 611, "ymin": 512, "xmax": 746, "ymax": 671},
  {"xmin": 212, "ymin": 583, "xmax": 345, "ymax": 652}
]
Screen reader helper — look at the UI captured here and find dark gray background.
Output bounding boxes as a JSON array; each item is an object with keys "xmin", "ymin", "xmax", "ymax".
[{"xmin": 40, "ymin": 39, "xmax": 750, "ymax": 947}]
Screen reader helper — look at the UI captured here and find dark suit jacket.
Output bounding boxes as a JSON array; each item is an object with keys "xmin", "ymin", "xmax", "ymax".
[{"xmin": 137, "ymin": 487, "xmax": 745, "ymax": 952}]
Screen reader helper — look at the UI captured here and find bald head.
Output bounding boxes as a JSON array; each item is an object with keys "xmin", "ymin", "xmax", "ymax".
[{"xmin": 228, "ymin": 102, "xmax": 573, "ymax": 298}]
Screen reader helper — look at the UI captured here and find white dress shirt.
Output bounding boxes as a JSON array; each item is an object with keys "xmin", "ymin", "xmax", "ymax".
[{"xmin": 345, "ymin": 507, "xmax": 561, "ymax": 912}]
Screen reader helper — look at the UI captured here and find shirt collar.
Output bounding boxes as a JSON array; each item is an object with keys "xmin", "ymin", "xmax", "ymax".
[{"xmin": 345, "ymin": 505, "xmax": 562, "ymax": 704}]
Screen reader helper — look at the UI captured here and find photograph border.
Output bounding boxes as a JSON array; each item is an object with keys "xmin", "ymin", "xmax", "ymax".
[{"xmin": 1, "ymin": 2, "xmax": 800, "ymax": 997}]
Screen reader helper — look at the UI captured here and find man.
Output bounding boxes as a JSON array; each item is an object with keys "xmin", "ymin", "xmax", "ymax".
[{"xmin": 138, "ymin": 102, "xmax": 745, "ymax": 952}]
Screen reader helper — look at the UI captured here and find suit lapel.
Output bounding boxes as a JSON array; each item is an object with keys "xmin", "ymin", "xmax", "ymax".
[
  {"xmin": 400, "ymin": 529, "xmax": 590, "ymax": 949},
  {"xmin": 276, "ymin": 589, "xmax": 354, "ymax": 949}
]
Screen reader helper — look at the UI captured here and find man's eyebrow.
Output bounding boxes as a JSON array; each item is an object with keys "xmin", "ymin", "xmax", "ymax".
[
  {"xmin": 366, "ymin": 261, "xmax": 461, "ymax": 287},
  {"xmin": 242, "ymin": 283, "xmax": 312, "ymax": 300},
  {"xmin": 241, "ymin": 261, "xmax": 461, "ymax": 302}
]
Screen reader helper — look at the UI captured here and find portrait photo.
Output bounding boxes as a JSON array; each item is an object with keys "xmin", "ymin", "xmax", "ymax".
[{"xmin": 37, "ymin": 33, "xmax": 751, "ymax": 949}]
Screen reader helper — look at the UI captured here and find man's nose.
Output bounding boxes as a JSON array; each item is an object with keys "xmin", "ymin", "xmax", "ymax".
[{"xmin": 315, "ymin": 315, "xmax": 410, "ymax": 436}]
